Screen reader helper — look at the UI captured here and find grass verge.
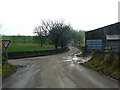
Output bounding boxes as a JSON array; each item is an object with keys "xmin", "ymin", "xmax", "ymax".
[
  {"xmin": 2, "ymin": 62, "xmax": 17, "ymax": 78},
  {"xmin": 84, "ymin": 51, "xmax": 120, "ymax": 81},
  {"xmin": 76, "ymin": 53, "xmax": 85, "ymax": 57}
]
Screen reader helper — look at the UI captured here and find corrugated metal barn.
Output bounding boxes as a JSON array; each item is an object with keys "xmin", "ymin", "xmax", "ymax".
[{"xmin": 85, "ymin": 22, "xmax": 120, "ymax": 52}]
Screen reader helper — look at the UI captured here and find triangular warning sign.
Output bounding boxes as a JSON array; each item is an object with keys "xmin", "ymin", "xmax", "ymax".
[{"xmin": 1, "ymin": 40, "xmax": 11, "ymax": 48}]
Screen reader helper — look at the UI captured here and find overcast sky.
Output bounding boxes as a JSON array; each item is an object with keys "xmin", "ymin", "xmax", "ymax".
[{"xmin": 0, "ymin": 0, "xmax": 119, "ymax": 36}]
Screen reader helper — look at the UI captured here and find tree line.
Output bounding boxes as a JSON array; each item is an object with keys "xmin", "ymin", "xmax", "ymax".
[{"xmin": 34, "ymin": 20, "xmax": 85, "ymax": 49}]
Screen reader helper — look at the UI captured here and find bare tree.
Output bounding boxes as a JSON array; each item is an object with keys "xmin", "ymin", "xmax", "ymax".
[
  {"xmin": 34, "ymin": 20, "xmax": 71, "ymax": 49},
  {"xmin": 59, "ymin": 28, "xmax": 72, "ymax": 48},
  {"xmin": 46, "ymin": 20, "xmax": 71, "ymax": 49},
  {"xmin": 34, "ymin": 26, "xmax": 43, "ymax": 47}
]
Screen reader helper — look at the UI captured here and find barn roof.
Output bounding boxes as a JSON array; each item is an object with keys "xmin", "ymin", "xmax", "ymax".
[{"xmin": 85, "ymin": 22, "xmax": 120, "ymax": 34}]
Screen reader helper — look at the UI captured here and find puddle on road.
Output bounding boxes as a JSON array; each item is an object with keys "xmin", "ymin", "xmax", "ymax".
[
  {"xmin": 62, "ymin": 56, "xmax": 73, "ymax": 63},
  {"xmin": 61, "ymin": 52, "xmax": 91, "ymax": 73},
  {"xmin": 62, "ymin": 52, "xmax": 90, "ymax": 64}
]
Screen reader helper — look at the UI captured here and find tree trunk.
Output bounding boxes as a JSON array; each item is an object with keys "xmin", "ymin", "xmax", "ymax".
[
  {"xmin": 40, "ymin": 37, "xmax": 43, "ymax": 47},
  {"xmin": 55, "ymin": 45, "xmax": 58, "ymax": 49},
  {"xmin": 61, "ymin": 45, "xmax": 64, "ymax": 48},
  {"xmin": 41, "ymin": 42, "xmax": 43, "ymax": 47}
]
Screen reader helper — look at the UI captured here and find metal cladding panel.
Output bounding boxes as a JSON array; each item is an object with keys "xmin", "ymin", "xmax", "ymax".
[
  {"xmin": 85, "ymin": 31, "xmax": 93, "ymax": 40},
  {"xmin": 86, "ymin": 40, "xmax": 102, "ymax": 51},
  {"xmin": 106, "ymin": 40, "xmax": 120, "ymax": 51},
  {"xmin": 85, "ymin": 22, "xmax": 120, "ymax": 52}
]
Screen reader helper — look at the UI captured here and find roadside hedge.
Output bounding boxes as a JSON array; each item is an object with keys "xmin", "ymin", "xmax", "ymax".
[{"xmin": 2, "ymin": 47, "xmax": 69, "ymax": 59}]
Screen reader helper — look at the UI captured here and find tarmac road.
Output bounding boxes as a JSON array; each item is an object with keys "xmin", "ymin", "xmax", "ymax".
[{"xmin": 2, "ymin": 46, "xmax": 119, "ymax": 88}]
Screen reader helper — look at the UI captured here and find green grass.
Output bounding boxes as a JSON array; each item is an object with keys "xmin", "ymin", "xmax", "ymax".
[
  {"xmin": 2, "ymin": 43, "xmax": 54, "ymax": 52},
  {"xmin": 85, "ymin": 61, "xmax": 104, "ymax": 72},
  {"xmin": 2, "ymin": 62, "xmax": 17, "ymax": 78},
  {"xmin": 76, "ymin": 53, "xmax": 85, "ymax": 57},
  {"xmin": 0, "ymin": 68, "xmax": 2, "ymax": 77},
  {"xmin": 74, "ymin": 43, "xmax": 85, "ymax": 47},
  {"xmin": 2, "ymin": 36, "xmax": 36, "ymax": 43},
  {"xmin": 0, "ymin": 57, "xmax": 2, "ymax": 77}
]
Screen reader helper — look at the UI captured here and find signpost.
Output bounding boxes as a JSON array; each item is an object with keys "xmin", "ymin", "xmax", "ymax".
[{"xmin": 1, "ymin": 40, "xmax": 11, "ymax": 60}]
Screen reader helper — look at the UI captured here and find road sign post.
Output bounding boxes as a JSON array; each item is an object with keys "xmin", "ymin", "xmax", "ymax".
[
  {"xmin": 1, "ymin": 40, "xmax": 11, "ymax": 61},
  {"xmin": 5, "ymin": 48, "xmax": 8, "ymax": 60}
]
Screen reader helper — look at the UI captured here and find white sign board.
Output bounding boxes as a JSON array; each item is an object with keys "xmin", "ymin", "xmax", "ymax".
[{"xmin": 106, "ymin": 35, "xmax": 120, "ymax": 40}]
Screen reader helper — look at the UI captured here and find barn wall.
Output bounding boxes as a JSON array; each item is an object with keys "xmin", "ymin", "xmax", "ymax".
[{"xmin": 85, "ymin": 22, "xmax": 120, "ymax": 52}]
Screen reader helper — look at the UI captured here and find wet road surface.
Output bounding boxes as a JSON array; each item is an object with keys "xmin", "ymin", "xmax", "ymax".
[{"xmin": 2, "ymin": 47, "xmax": 119, "ymax": 88}]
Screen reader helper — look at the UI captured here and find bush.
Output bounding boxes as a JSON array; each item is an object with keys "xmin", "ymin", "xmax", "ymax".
[
  {"xmin": 102, "ymin": 54, "xmax": 113, "ymax": 66},
  {"xmin": 2, "ymin": 57, "xmax": 7, "ymax": 65}
]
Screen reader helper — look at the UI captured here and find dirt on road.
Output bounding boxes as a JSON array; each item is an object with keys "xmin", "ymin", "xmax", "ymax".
[{"xmin": 2, "ymin": 47, "xmax": 119, "ymax": 88}]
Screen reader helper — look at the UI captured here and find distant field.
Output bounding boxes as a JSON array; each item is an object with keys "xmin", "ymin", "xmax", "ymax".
[
  {"xmin": 2, "ymin": 36, "xmax": 55, "ymax": 52},
  {"xmin": 2, "ymin": 36, "xmax": 38, "ymax": 43},
  {"xmin": 2, "ymin": 43, "xmax": 54, "ymax": 52}
]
